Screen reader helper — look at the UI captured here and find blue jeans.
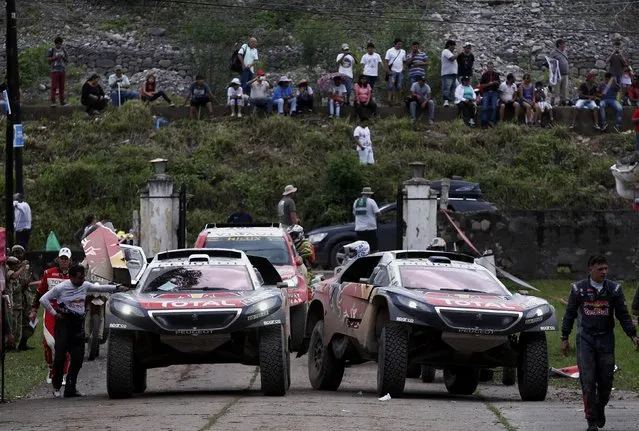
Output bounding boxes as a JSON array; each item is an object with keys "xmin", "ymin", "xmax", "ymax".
[
  {"xmin": 251, "ymin": 97, "xmax": 272, "ymax": 113},
  {"xmin": 481, "ymin": 91, "xmax": 498, "ymax": 125},
  {"xmin": 0, "ymin": 100, "xmax": 7, "ymax": 114},
  {"xmin": 600, "ymin": 99, "xmax": 623, "ymax": 126},
  {"xmin": 343, "ymin": 77, "xmax": 352, "ymax": 101},
  {"xmin": 364, "ymin": 75, "xmax": 377, "ymax": 89},
  {"xmin": 241, "ymin": 70, "xmax": 254, "ymax": 96},
  {"xmin": 409, "ymin": 99, "xmax": 435, "ymax": 121},
  {"xmin": 110, "ymin": 90, "xmax": 138, "ymax": 107},
  {"xmin": 387, "ymin": 72, "xmax": 403, "ymax": 90},
  {"xmin": 441, "ymin": 74, "xmax": 457, "ymax": 103}
]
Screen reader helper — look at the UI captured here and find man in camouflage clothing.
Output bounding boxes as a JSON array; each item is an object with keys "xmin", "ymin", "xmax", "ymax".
[
  {"xmin": 288, "ymin": 225, "xmax": 315, "ymax": 285},
  {"xmin": 10, "ymin": 245, "xmax": 34, "ymax": 350}
]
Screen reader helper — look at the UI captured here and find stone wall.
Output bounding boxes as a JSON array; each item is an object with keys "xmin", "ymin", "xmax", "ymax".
[{"xmin": 438, "ymin": 210, "xmax": 639, "ymax": 279}]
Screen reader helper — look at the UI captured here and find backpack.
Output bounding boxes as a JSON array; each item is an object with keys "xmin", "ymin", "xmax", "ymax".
[{"xmin": 229, "ymin": 43, "xmax": 247, "ymax": 73}]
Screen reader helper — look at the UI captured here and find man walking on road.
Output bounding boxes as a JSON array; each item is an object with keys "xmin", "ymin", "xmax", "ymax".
[
  {"xmin": 278, "ymin": 185, "xmax": 299, "ymax": 228},
  {"xmin": 353, "ymin": 187, "xmax": 380, "ymax": 252},
  {"xmin": 561, "ymin": 255, "xmax": 639, "ymax": 431},
  {"xmin": 13, "ymin": 193, "xmax": 32, "ymax": 250}
]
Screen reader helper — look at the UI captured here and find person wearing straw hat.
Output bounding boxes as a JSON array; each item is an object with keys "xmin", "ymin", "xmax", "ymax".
[
  {"xmin": 273, "ymin": 76, "xmax": 297, "ymax": 115},
  {"xmin": 278, "ymin": 185, "xmax": 299, "ymax": 228},
  {"xmin": 228, "ymin": 77, "xmax": 244, "ymax": 117},
  {"xmin": 296, "ymin": 79, "xmax": 314, "ymax": 112},
  {"xmin": 353, "ymin": 187, "xmax": 380, "ymax": 252}
]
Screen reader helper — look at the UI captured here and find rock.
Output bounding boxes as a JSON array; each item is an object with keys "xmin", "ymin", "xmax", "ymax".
[
  {"xmin": 595, "ymin": 59, "xmax": 606, "ymax": 69},
  {"xmin": 471, "ymin": 221, "xmax": 482, "ymax": 231},
  {"xmin": 430, "ymin": 13, "xmax": 444, "ymax": 22},
  {"xmin": 158, "ymin": 59, "xmax": 172, "ymax": 68},
  {"xmin": 480, "ymin": 219, "xmax": 491, "ymax": 231},
  {"xmin": 149, "ymin": 27, "xmax": 167, "ymax": 37},
  {"xmin": 38, "ymin": 83, "xmax": 47, "ymax": 91},
  {"xmin": 532, "ymin": 46, "xmax": 543, "ymax": 54}
]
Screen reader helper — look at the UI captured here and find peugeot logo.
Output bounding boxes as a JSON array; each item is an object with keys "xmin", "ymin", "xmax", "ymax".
[
  {"xmin": 475, "ymin": 313, "xmax": 482, "ymax": 321},
  {"xmin": 192, "ymin": 314, "xmax": 198, "ymax": 322}
]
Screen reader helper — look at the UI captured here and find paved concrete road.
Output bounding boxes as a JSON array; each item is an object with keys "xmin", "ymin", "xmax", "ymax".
[{"xmin": 1, "ymin": 353, "xmax": 638, "ymax": 431}]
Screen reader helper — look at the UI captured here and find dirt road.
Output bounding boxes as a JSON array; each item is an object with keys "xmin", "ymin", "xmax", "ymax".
[{"xmin": 1, "ymin": 353, "xmax": 638, "ymax": 431}]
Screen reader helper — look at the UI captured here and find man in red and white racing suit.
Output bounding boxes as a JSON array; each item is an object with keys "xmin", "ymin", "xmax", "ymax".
[{"xmin": 29, "ymin": 248, "xmax": 72, "ymax": 384}]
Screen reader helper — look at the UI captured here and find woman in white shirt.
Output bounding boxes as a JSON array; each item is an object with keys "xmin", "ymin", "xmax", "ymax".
[
  {"xmin": 455, "ymin": 76, "xmax": 477, "ymax": 127},
  {"xmin": 227, "ymin": 78, "xmax": 244, "ymax": 117}
]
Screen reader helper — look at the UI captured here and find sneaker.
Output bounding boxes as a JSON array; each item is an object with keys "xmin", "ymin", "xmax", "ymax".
[
  {"xmin": 488, "ymin": 121, "xmax": 495, "ymax": 128},
  {"xmin": 594, "ymin": 123, "xmax": 601, "ymax": 130},
  {"xmin": 63, "ymin": 389, "xmax": 85, "ymax": 398},
  {"xmin": 613, "ymin": 125, "xmax": 620, "ymax": 133},
  {"xmin": 53, "ymin": 389, "xmax": 61, "ymax": 398},
  {"xmin": 169, "ymin": 103, "xmax": 175, "ymax": 107},
  {"xmin": 50, "ymin": 103, "xmax": 57, "ymax": 108},
  {"xmin": 601, "ymin": 122, "xmax": 608, "ymax": 131},
  {"xmin": 428, "ymin": 119, "xmax": 434, "ymax": 125},
  {"xmin": 46, "ymin": 369, "xmax": 53, "ymax": 384},
  {"xmin": 469, "ymin": 119, "xmax": 476, "ymax": 127},
  {"xmin": 237, "ymin": 112, "xmax": 242, "ymax": 118},
  {"xmin": 230, "ymin": 112, "xmax": 236, "ymax": 117},
  {"xmin": 443, "ymin": 100, "xmax": 450, "ymax": 107},
  {"xmin": 62, "ymin": 375, "xmax": 67, "ymax": 386}
]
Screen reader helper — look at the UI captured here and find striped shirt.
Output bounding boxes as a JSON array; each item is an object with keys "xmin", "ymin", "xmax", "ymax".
[{"xmin": 406, "ymin": 51, "xmax": 428, "ymax": 80}]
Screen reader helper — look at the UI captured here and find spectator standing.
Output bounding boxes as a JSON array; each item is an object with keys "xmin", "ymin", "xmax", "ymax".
[
  {"xmin": 227, "ymin": 77, "xmax": 244, "ymax": 118},
  {"xmin": 353, "ymin": 119, "xmax": 375, "ymax": 165},
  {"xmin": 353, "ymin": 187, "xmax": 380, "ymax": 252},
  {"xmin": 440, "ymin": 40, "xmax": 459, "ymax": 107},
  {"xmin": 108, "ymin": 65, "xmax": 138, "ymax": 107},
  {"xmin": 628, "ymin": 76, "xmax": 639, "ymax": 106},
  {"xmin": 457, "ymin": 42, "xmax": 475, "ymax": 82},
  {"xmin": 517, "ymin": 73, "xmax": 539, "ymax": 125},
  {"xmin": 227, "ymin": 203, "xmax": 253, "ymax": 224},
  {"xmin": 184, "ymin": 75, "xmax": 215, "ymax": 120},
  {"xmin": 534, "ymin": 81, "xmax": 554, "ymax": 125},
  {"xmin": 238, "ymin": 38, "xmax": 259, "ymax": 96},
  {"xmin": 560, "ymin": 255, "xmax": 639, "ymax": 431},
  {"xmin": 296, "ymin": 79, "xmax": 314, "ymax": 112},
  {"xmin": 606, "ymin": 42, "xmax": 627, "ymax": 83},
  {"xmin": 620, "ymin": 66, "xmax": 633, "ymax": 105},
  {"xmin": 140, "ymin": 73, "xmax": 174, "ymax": 106},
  {"xmin": 499, "ymin": 73, "xmax": 520, "ymax": 122},
  {"xmin": 549, "ymin": 39, "xmax": 570, "ymax": 105},
  {"xmin": 273, "ymin": 76, "xmax": 297, "ymax": 116},
  {"xmin": 80, "ymin": 74, "xmax": 107, "ymax": 116},
  {"xmin": 336, "ymin": 44, "xmax": 355, "ymax": 105},
  {"xmin": 479, "ymin": 61, "xmax": 500, "ymax": 127},
  {"xmin": 570, "ymin": 72, "xmax": 601, "ymax": 130},
  {"xmin": 599, "ymin": 72, "xmax": 623, "ymax": 132},
  {"xmin": 47, "ymin": 36, "xmax": 68, "ymax": 107},
  {"xmin": 384, "ymin": 39, "xmax": 407, "ymax": 106},
  {"xmin": 11, "ymin": 245, "xmax": 34, "ymax": 351},
  {"xmin": 405, "ymin": 41, "xmax": 428, "ymax": 85},
  {"xmin": 6, "ymin": 256, "xmax": 27, "ymax": 351},
  {"xmin": 248, "ymin": 70, "xmax": 273, "ymax": 114},
  {"xmin": 409, "ymin": 76, "xmax": 435, "ymax": 124},
  {"xmin": 328, "ymin": 76, "xmax": 347, "ymax": 118},
  {"xmin": 360, "ymin": 43, "xmax": 383, "ymax": 91},
  {"xmin": 632, "ymin": 106, "xmax": 639, "ymax": 151},
  {"xmin": 13, "ymin": 193, "xmax": 32, "ymax": 250},
  {"xmin": 0, "ymin": 76, "xmax": 7, "ymax": 114},
  {"xmin": 278, "ymin": 185, "xmax": 299, "ymax": 228},
  {"xmin": 455, "ymin": 76, "xmax": 477, "ymax": 127},
  {"xmin": 353, "ymin": 74, "xmax": 377, "ymax": 120}
]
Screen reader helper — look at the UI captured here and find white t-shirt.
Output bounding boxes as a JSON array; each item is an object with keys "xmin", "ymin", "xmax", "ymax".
[
  {"xmin": 238, "ymin": 44, "xmax": 259, "ymax": 73},
  {"xmin": 353, "ymin": 197, "xmax": 380, "ymax": 231},
  {"xmin": 499, "ymin": 82, "xmax": 517, "ymax": 103},
  {"xmin": 361, "ymin": 53, "xmax": 383, "ymax": 76},
  {"xmin": 590, "ymin": 279, "xmax": 604, "ymax": 292},
  {"xmin": 440, "ymin": 49, "xmax": 458, "ymax": 76},
  {"xmin": 385, "ymin": 48, "xmax": 406, "ymax": 73},
  {"xmin": 354, "ymin": 126, "xmax": 372, "ymax": 148},
  {"xmin": 296, "ymin": 86, "xmax": 314, "ymax": 96},
  {"xmin": 330, "ymin": 84, "xmax": 347, "ymax": 96},
  {"xmin": 227, "ymin": 86, "xmax": 243, "ymax": 103},
  {"xmin": 336, "ymin": 53, "xmax": 355, "ymax": 78},
  {"xmin": 250, "ymin": 81, "xmax": 270, "ymax": 99}
]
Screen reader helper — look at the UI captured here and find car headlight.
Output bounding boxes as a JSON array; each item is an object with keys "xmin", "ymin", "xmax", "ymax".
[
  {"xmin": 285, "ymin": 277, "xmax": 299, "ymax": 288},
  {"xmin": 245, "ymin": 296, "xmax": 281, "ymax": 316},
  {"xmin": 525, "ymin": 304, "xmax": 551, "ymax": 319},
  {"xmin": 111, "ymin": 299, "xmax": 145, "ymax": 318},
  {"xmin": 308, "ymin": 233, "xmax": 327, "ymax": 244},
  {"xmin": 395, "ymin": 295, "xmax": 431, "ymax": 312}
]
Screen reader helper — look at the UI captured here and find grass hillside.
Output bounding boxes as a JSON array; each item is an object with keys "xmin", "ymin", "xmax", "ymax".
[{"xmin": 2, "ymin": 102, "xmax": 634, "ymax": 249}]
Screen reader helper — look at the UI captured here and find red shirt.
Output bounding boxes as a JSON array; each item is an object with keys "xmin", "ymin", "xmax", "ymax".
[
  {"xmin": 633, "ymin": 108, "xmax": 639, "ymax": 133},
  {"xmin": 33, "ymin": 266, "xmax": 70, "ymax": 311},
  {"xmin": 629, "ymin": 86, "xmax": 639, "ymax": 102}
]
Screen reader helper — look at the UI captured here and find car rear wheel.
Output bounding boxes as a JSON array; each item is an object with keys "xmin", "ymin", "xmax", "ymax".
[
  {"xmin": 443, "ymin": 367, "xmax": 480, "ymax": 395},
  {"xmin": 377, "ymin": 322, "xmax": 408, "ymax": 397},
  {"xmin": 290, "ymin": 303, "xmax": 307, "ymax": 352},
  {"xmin": 420, "ymin": 365, "xmax": 436, "ymax": 383},
  {"xmin": 407, "ymin": 364, "xmax": 421, "ymax": 379},
  {"xmin": 479, "ymin": 369, "xmax": 494, "ymax": 382},
  {"xmin": 107, "ymin": 331, "xmax": 135, "ymax": 399},
  {"xmin": 259, "ymin": 325, "xmax": 289, "ymax": 396},
  {"xmin": 502, "ymin": 367, "xmax": 517, "ymax": 386},
  {"xmin": 308, "ymin": 320, "xmax": 345, "ymax": 390},
  {"xmin": 518, "ymin": 332, "xmax": 548, "ymax": 401}
]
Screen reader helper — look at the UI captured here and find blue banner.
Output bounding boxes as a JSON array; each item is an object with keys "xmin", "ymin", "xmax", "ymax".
[{"xmin": 13, "ymin": 123, "xmax": 23, "ymax": 148}]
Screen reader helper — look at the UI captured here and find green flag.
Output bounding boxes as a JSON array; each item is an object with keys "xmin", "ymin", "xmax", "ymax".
[{"xmin": 45, "ymin": 231, "xmax": 61, "ymax": 252}]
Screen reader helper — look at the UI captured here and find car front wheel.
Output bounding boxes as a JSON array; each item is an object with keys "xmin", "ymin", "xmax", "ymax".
[
  {"xmin": 107, "ymin": 331, "xmax": 135, "ymax": 399},
  {"xmin": 518, "ymin": 332, "xmax": 548, "ymax": 401},
  {"xmin": 420, "ymin": 365, "xmax": 436, "ymax": 383},
  {"xmin": 377, "ymin": 322, "xmax": 408, "ymax": 397},
  {"xmin": 308, "ymin": 320, "xmax": 345, "ymax": 390},
  {"xmin": 259, "ymin": 325, "xmax": 289, "ymax": 396}
]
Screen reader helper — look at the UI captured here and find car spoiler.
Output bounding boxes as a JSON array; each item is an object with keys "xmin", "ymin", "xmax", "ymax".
[
  {"xmin": 155, "ymin": 248, "xmax": 243, "ymax": 261},
  {"xmin": 204, "ymin": 223, "xmax": 280, "ymax": 229},
  {"xmin": 394, "ymin": 250, "xmax": 476, "ymax": 263},
  {"xmin": 246, "ymin": 254, "xmax": 282, "ymax": 286}
]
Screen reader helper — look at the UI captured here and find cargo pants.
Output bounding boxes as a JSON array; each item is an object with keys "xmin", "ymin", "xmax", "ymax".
[{"xmin": 576, "ymin": 330, "xmax": 615, "ymax": 422}]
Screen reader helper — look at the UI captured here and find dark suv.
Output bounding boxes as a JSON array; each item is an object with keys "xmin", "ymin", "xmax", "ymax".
[{"xmin": 308, "ymin": 180, "xmax": 497, "ymax": 268}]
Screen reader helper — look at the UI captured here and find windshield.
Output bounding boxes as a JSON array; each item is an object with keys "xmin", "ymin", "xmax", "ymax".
[
  {"xmin": 142, "ymin": 265, "xmax": 254, "ymax": 292},
  {"xmin": 204, "ymin": 237, "xmax": 291, "ymax": 266},
  {"xmin": 398, "ymin": 266, "xmax": 508, "ymax": 295}
]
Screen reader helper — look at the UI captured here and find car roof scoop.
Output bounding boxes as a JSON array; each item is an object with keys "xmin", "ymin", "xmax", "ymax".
[{"xmin": 428, "ymin": 256, "xmax": 452, "ymax": 264}]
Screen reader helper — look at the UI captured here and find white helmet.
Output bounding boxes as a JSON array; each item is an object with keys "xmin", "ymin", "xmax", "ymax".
[
  {"xmin": 428, "ymin": 237, "xmax": 447, "ymax": 251},
  {"xmin": 344, "ymin": 240, "xmax": 370, "ymax": 259},
  {"xmin": 287, "ymin": 224, "xmax": 304, "ymax": 243}
]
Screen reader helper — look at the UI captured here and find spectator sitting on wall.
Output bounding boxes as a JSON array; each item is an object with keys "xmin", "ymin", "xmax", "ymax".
[
  {"xmin": 328, "ymin": 76, "xmax": 347, "ymax": 118},
  {"xmin": 80, "ymin": 74, "xmax": 108, "ymax": 116},
  {"xmin": 184, "ymin": 74, "xmax": 215, "ymax": 120},
  {"xmin": 353, "ymin": 74, "xmax": 377, "ymax": 120},
  {"xmin": 599, "ymin": 72, "xmax": 623, "ymax": 133},
  {"xmin": 534, "ymin": 81, "xmax": 554, "ymax": 126},
  {"xmin": 296, "ymin": 79, "xmax": 314, "ymax": 112},
  {"xmin": 227, "ymin": 77, "xmax": 244, "ymax": 118},
  {"xmin": 273, "ymin": 76, "xmax": 297, "ymax": 116},
  {"xmin": 570, "ymin": 72, "xmax": 601, "ymax": 130},
  {"xmin": 108, "ymin": 65, "xmax": 138, "ymax": 107},
  {"xmin": 248, "ymin": 70, "xmax": 273, "ymax": 114},
  {"xmin": 140, "ymin": 73, "xmax": 174, "ymax": 106},
  {"xmin": 517, "ymin": 73, "xmax": 539, "ymax": 125},
  {"xmin": 455, "ymin": 76, "xmax": 477, "ymax": 127},
  {"xmin": 408, "ymin": 75, "xmax": 435, "ymax": 124},
  {"xmin": 498, "ymin": 73, "xmax": 520, "ymax": 122},
  {"xmin": 621, "ymin": 66, "xmax": 633, "ymax": 105}
]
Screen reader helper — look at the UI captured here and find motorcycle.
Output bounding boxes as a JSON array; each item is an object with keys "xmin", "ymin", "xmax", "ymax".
[{"xmin": 85, "ymin": 291, "xmax": 108, "ymax": 361}]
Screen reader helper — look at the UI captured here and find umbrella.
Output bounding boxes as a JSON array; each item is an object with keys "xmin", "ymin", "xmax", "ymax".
[
  {"xmin": 82, "ymin": 224, "xmax": 128, "ymax": 283},
  {"xmin": 45, "ymin": 231, "xmax": 61, "ymax": 252},
  {"xmin": 316, "ymin": 72, "xmax": 350, "ymax": 93}
]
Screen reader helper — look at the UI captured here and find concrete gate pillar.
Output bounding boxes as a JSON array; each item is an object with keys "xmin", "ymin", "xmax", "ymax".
[
  {"xmin": 402, "ymin": 162, "xmax": 438, "ymax": 250},
  {"xmin": 139, "ymin": 158, "xmax": 179, "ymax": 257}
]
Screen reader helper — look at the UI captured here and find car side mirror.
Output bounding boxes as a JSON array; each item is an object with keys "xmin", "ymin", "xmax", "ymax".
[
  {"xmin": 518, "ymin": 290, "xmax": 529, "ymax": 296},
  {"xmin": 295, "ymin": 256, "xmax": 303, "ymax": 266},
  {"xmin": 277, "ymin": 282, "xmax": 289, "ymax": 289}
]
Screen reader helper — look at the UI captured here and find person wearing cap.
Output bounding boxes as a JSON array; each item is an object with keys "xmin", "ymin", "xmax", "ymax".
[
  {"xmin": 238, "ymin": 37, "xmax": 259, "ymax": 96},
  {"xmin": 457, "ymin": 42, "xmax": 475, "ymax": 83},
  {"xmin": 278, "ymin": 185, "xmax": 299, "ymax": 228},
  {"xmin": 455, "ymin": 76, "xmax": 478, "ymax": 127},
  {"xmin": 47, "ymin": 36, "xmax": 68, "ymax": 107},
  {"xmin": 30, "ymin": 247, "xmax": 73, "ymax": 385},
  {"xmin": 227, "ymin": 77, "xmax": 244, "ymax": 117},
  {"xmin": 273, "ymin": 76, "xmax": 297, "ymax": 115},
  {"xmin": 336, "ymin": 44, "xmax": 355, "ymax": 105},
  {"xmin": 405, "ymin": 41, "xmax": 429, "ymax": 85},
  {"xmin": 409, "ymin": 75, "xmax": 435, "ymax": 124},
  {"xmin": 329, "ymin": 75, "xmax": 347, "ymax": 118},
  {"xmin": 441, "ymin": 40, "xmax": 459, "ymax": 107},
  {"xmin": 353, "ymin": 187, "xmax": 380, "ymax": 252},
  {"xmin": 353, "ymin": 118, "xmax": 375, "ymax": 165},
  {"xmin": 384, "ymin": 38, "xmax": 407, "ymax": 106},
  {"xmin": 248, "ymin": 70, "xmax": 273, "ymax": 114},
  {"xmin": 570, "ymin": 72, "xmax": 601, "ymax": 130},
  {"xmin": 9, "ymin": 245, "xmax": 35, "ymax": 350},
  {"xmin": 296, "ymin": 79, "xmax": 314, "ymax": 112},
  {"xmin": 108, "ymin": 65, "xmax": 138, "ymax": 107},
  {"xmin": 13, "ymin": 193, "xmax": 32, "ymax": 251},
  {"xmin": 227, "ymin": 202, "xmax": 254, "ymax": 224},
  {"xmin": 6, "ymin": 255, "xmax": 28, "ymax": 350},
  {"xmin": 184, "ymin": 74, "xmax": 216, "ymax": 119},
  {"xmin": 80, "ymin": 74, "xmax": 107, "ymax": 115}
]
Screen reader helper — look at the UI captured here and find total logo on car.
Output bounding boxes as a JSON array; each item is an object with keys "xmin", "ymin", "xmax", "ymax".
[{"xmin": 194, "ymin": 223, "xmax": 309, "ymax": 351}]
